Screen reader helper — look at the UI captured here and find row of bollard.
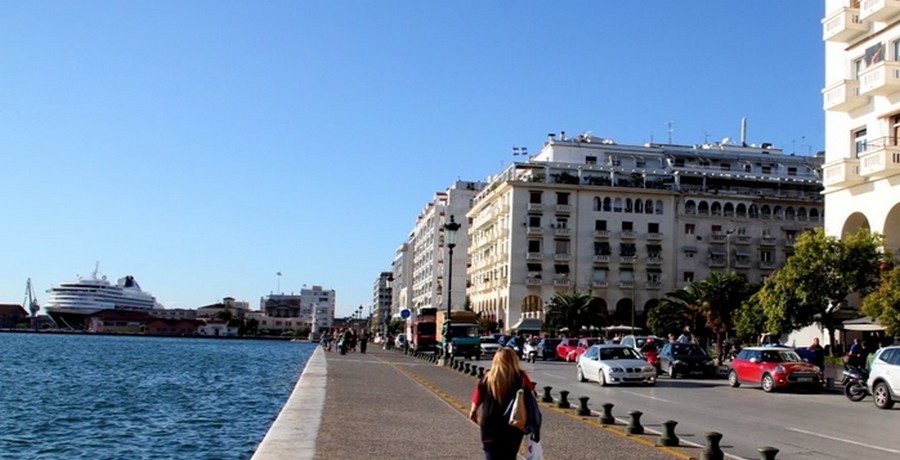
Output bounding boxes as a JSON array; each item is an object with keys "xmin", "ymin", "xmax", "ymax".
[{"xmin": 395, "ymin": 348, "xmax": 781, "ymax": 460}]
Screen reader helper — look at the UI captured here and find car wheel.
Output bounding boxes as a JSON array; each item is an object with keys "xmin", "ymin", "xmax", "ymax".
[
  {"xmin": 761, "ymin": 373, "xmax": 775, "ymax": 393},
  {"xmin": 873, "ymin": 382, "xmax": 895, "ymax": 409},
  {"xmin": 599, "ymin": 370, "xmax": 607, "ymax": 387},
  {"xmin": 728, "ymin": 370, "xmax": 740, "ymax": 387},
  {"xmin": 577, "ymin": 366, "xmax": 586, "ymax": 383}
]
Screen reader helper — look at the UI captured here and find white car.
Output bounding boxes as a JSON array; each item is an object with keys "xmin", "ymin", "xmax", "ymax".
[
  {"xmin": 479, "ymin": 336, "xmax": 501, "ymax": 357},
  {"xmin": 576, "ymin": 344, "xmax": 657, "ymax": 386},
  {"xmin": 868, "ymin": 345, "xmax": 900, "ymax": 409}
]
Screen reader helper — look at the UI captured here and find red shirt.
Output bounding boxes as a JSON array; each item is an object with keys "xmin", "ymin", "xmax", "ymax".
[{"xmin": 472, "ymin": 372, "xmax": 534, "ymax": 405}]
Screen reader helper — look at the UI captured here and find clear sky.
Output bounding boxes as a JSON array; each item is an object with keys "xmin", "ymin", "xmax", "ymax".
[{"xmin": 0, "ymin": 1, "xmax": 824, "ymax": 317}]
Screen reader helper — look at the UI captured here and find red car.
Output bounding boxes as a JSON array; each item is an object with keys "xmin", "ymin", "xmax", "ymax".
[
  {"xmin": 556, "ymin": 338, "xmax": 579, "ymax": 361},
  {"xmin": 728, "ymin": 346, "xmax": 824, "ymax": 392},
  {"xmin": 566, "ymin": 338, "xmax": 604, "ymax": 362}
]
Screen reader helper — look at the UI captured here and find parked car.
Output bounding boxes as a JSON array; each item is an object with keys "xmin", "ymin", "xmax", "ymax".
[
  {"xmin": 536, "ymin": 337, "xmax": 562, "ymax": 361},
  {"xmin": 620, "ymin": 335, "xmax": 663, "ymax": 371},
  {"xmin": 569, "ymin": 338, "xmax": 604, "ymax": 362},
  {"xmin": 728, "ymin": 346, "xmax": 824, "ymax": 392},
  {"xmin": 867, "ymin": 345, "xmax": 900, "ymax": 409},
  {"xmin": 556, "ymin": 338, "xmax": 579, "ymax": 361},
  {"xmin": 395, "ymin": 333, "xmax": 407, "ymax": 349},
  {"xmin": 658, "ymin": 342, "xmax": 716, "ymax": 378},
  {"xmin": 576, "ymin": 344, "xmax": 657, "ymax": 386},
  {"xmin": 479, "ymin": 336, "xmax": 501, "ymax": 357}
]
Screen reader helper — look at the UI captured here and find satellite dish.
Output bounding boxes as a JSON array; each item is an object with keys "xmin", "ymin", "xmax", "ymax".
[{"xmin": 721, "ymin": 137, "xmax": 731, "ymax": 145}]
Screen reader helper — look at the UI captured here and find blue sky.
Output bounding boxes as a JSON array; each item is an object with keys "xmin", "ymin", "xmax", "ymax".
[{"xmin": 0, "ymin": 1, "xmax": 824, "ymax": 317}]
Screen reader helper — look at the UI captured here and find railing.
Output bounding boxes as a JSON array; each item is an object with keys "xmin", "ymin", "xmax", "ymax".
[
  {"xmin": 554, "ymin": 227, "xmax": 571, "ymax": 236},
  {"xmin": 527, "ymin": 203, "xmax": 543, "ymax": 212},
  {"xmin": 591, "ymin": 280, "xmax": 608, "ymax": 288},
  {"xmin": 553, "ymin": 278, "xmax": 572, "ymax": 287},
  {"xmin": 593, "ymin": 255, "xmax": 610, "ymax": 263},
  {"xmin": 645, "ymin": 281, "xmax": 661, "ymax": 289},
  {"xmin": 527, "ymin": 227, "xmax": 544, "ymax": 236},
  {"xmin": 525, "ymin": 277, "xmax": 543, "ymax": 286},
  {"xmin": 736, "ymin": 235, "xmax": 753, "ymax": 244},
  {"xmin": 619, "ymin": 256, "xmax": 636, "ymax": 264},
  {"xmin": 526, "ymin": 252, "xmax": 543, "ymax": 260},
  {"xmin": 554, "ymin": 253, "xmax": 571, "ymax": 261},
  {"xmin": 555, "ymin": 204, "xmax": 572, "ymax": 213},
  {"xmin": 618, "ymin": 281, "xmax": 635, "ymax": 288},
  {"xmin": 710, "ymin": 234, "xmax": 727, "ymax": 243},
  {"xmin": 646, "ymin": 257, "xmax": 663, "ymax": 265},
  {"xmin": 594, "ymin": 230, "xmax": 610, "ymax": 238},
  {"xmin": 646, "ymin": 232, "xmax": 663, "ymax": 240},
  {"xmin": 620, "ymin": 230, "xmax": 636, "ymax": 239},
  {"xmin": 759, "ymin": 236, "xmax": 777, "ymax": 245}
]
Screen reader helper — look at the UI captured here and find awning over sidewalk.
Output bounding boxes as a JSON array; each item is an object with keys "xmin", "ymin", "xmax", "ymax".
[
  {"xmin": 510, "ymin": 317, "xmax": 543, "ymax": 333},
  {"xmin": 842, "ymin": 316, "xmax": 885, "ymax": 332}
]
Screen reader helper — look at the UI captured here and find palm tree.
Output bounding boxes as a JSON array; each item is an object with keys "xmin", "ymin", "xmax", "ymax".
[
  {"xmin": 695, "ymin": 272, "xmax": 755, "ymax": 364},
  {"xmin": 545, "ymin": 292, "xmax": 604, "ymax": 334}
]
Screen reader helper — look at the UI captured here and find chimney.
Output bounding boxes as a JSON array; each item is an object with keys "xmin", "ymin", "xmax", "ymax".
[{"xmin": 741, "ymin": 117, "xmax": 747, "ymax": 146}]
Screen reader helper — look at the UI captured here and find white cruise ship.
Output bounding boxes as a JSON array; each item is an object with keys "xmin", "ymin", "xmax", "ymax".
[{"xmin": 44, "ymin": 265, "xmax": 160, "ymax": 329}]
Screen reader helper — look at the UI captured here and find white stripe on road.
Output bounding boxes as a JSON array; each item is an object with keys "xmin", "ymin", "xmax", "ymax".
[
  {"xmin": 622, "ymin": 391, "xmax": 676, "ymax": 403},
  {"xmin": 787, "ymin": 427, "xmax": 900, "ymax": 454}
]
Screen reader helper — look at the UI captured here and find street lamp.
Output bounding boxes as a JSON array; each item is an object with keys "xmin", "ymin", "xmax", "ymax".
[{"xmin": 443, "ymin": 214, "xmax": 461, "ymax": 360}]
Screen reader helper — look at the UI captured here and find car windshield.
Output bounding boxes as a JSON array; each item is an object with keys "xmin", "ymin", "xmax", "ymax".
[
  {"xmin": 761, "ymin": 350, "xmax": 802, "ymax": 363},
  {"xmin": 670, "ymin": 344, "xmax": 707, "ymax": 356},
  {"xmin": 480, "ymin": 337, "xmax": 498, "ymax": 344},
  {"xmin": 599, "ymin": 347, "xmax": 642, "ymax": 360}
]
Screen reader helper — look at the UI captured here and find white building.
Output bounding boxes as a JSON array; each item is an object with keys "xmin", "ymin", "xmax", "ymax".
[
  {"xmin": 821, "ymin": 0, "xmax": 900, "ymax": 256},
  {"xmin": 467, "ymin": 132, "xmax": 824, "ymax": 333},
  {"xmin": 256, "ymin": 285, "xmax": 335, "ymax": 333},
  {"xmin": 372, "ymin": 271, "xmax": 392, "ymax": 332}
]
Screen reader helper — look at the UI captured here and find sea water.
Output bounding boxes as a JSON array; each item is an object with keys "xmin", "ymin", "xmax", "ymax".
[{"xmin": 0, "ymin": 333, "xmax": 314, "ymax": 459}]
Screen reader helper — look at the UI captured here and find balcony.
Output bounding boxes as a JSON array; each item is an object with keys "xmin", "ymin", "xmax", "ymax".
[
  {"xmin": 554, "ymin": 253, "xmax": 571, "ymax": 261},
  {"xmin": 593, "ymin": 255, "xmax": 610, "ymax": 264},
  {"xmin": 555, "ymin": 204, "xmax": 572, "ymax": 213},
  {"xmin": 646, "ymin": 257, "xmax": 663, "ymax": 265},
  {"xmin": 553, "ymin": 227, "xmax": 571, "ymax": 236},
  {"xmin": 822, "ymin": 6, "xmax": 867, "ymax": 42},
  {"xmin": 553, "ymin": 278, "xmax": 572, "ymax": 287},
  {"xmin": 758, "ymin": 260, "xmax": 778, "ymax": 270},
  {"xmin": 618, "ymin": 281, "xmax": 635, "ymax": 289},
  {"xmin": 594, "ymin": 230, "xmax": 610, "ymax": 238},
  {"xmin": 527, "ymin": 203, "xmax": 543, "ymax": 212},
  {"xmin": 822, "ymin": 79, "xmax": 868, "ymax": 112},
  {"xmin": 859, "ymin": 60, "xmax": 900, "ymax": 96},
  {"xmin": 619, "ymin": 255, "xmax": 636, "ymax": 264},
  {"xmin": 860, "ymin": 0, "xmax": 900, "ymax": 22},
  {"xmin": 759, "ymin": 236, "xmax": 777, "ymax": 246},
  {"xmin": 710, "ymin": 233, "xmax": 727, "ymax": 243},
  {"xmin": 645, "ymin": 281, "xmax": 662, "ymax": 290},
  {"xmin": 527, "ymin": 226, "xmax": 544, "ymax": 236},
  {"xmin": 591, "ymin": 280, "xmax": 608, "ymax": 288},
  {"xmin": 735, "ymin": 235, "xmax": 753, "ymax": 245},
  {"xmin": 526, "ymin": 252, "xmax": 543, "ymax": 261},
  {"xmin": 709, "ymin": 259, "xmax": 726, "ymax": 268},
  {"xmin": 647, "ymin": 232, "xmax": 663, "ymax": 241},
  {"xmin": 733, "ymin": 259, "xmax": 752, "ymax": 269},
  {"xmin": 620, "ymin": 230, "xmax": 636, "ymax": 239},
  {"xmin": 525, "ymin": 277, "xmax": 543, "ymax": 286},
  {"xmin": 823, "ymin": 158, "xmax": 864, "ymax": 188},
  {"xmin": 858, "ymin": 137, "xmax": 900, "ymax": 178}
]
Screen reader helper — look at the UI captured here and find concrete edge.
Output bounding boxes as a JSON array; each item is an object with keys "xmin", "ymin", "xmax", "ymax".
[{"xmin": 251, "ymin": 345, "xmax": 327, "ymax": 460}]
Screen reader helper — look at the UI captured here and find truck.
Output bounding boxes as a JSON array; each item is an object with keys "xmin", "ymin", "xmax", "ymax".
[
  {"xmin": 410, "ymin": 307, "xmax": 438, "ymax": 353},
  {"xmin": 436, "ymin": 310, "xmax": 481, "ymax": 360}
]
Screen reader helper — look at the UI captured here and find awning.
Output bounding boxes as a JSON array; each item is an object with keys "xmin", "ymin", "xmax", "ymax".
[
  {"xmin": 647, "ymin": 244, "xmax": 662, "ymax": 252},
  {"xmin": 734, "ymin": 250, "xmax": 752, "ymax": 257},
  {"xmin": 554, "ymin": 264, "xmax": 570, "ymax": 273},
  {"xmin": 595, "ymin": 242, "xmax": 611, "ymax": 254},
  {"xmin": 682, "ymin": 246, "xmax": 698, "ymax": 253},
  {"xmin": 527, "ymin": 263, "xmax": 542, "ymax": 272},
  {"xmin": 620, "ymin": 243, "xmax": 636, "ymax": 256},
  {"xmin": 708, "ymin": 249, "xmax": 726, "ymax": 256},
  {"xmin": 842, "ymin": 317, "xmax": 885, "ymax": 332},
  {"xmin": 510, "ymin": 317, "xmax": 543, "ymax": 333}
]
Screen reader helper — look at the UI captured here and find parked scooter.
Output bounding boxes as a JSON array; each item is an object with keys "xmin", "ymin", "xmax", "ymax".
[
  {"xmin": 841, "ymin": 364, "xmax": 869, "ymax": 401},
  {"xmin": 523, "ymin": 339, "xmax": 539, "ymax": 363}
]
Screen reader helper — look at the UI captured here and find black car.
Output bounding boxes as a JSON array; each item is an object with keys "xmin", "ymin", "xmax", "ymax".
[
  {"xmin": 536, "ymin": 337, "xmax": 562, "ymax": 360},
  {"xmin": 658, "ymin": 343, "xmax": 715, "ymax": 378}
]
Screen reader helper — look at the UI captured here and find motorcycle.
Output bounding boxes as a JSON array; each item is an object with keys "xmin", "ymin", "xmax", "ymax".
[
  {"xmin": 841, "ymin": 364, "xmax": 869, "ymax": 402},
  {"xmin": 523, "ymin": 340, "xmax": 539, "ymax": 363}
]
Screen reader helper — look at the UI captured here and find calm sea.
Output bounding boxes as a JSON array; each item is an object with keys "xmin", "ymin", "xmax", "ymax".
[{"xmin": 0, "ymin": 333, "xmax": 315, "ymax": 460}]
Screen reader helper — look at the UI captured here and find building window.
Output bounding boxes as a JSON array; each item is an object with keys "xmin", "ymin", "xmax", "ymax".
[
  {"xmin": 586, "ymin": 155, "xmax": 597, "ymax": 165},
  {"xmin": 603, "ymin": 197, "xmax": 612, "ymax": 212},
  {"xmin": 529, "ymin": 191, "xmax": 542, "ymax": 204},
  {"xmin": 613, "ymin": 198, "xmax": 623, "ymax": 212},
  {"xmin": 683, "ymin": 272, "xmax": 694, "ymax": 283},
  {"xmin": 648, "ymin": 222, "xmax": 659, "ymax": 233},
  {"xmin": 891, "ymin": 114, "xmax": 900, "ymax": 145},
  {"xmin": 685, "ymin": 223, "xmax": 695, "ymax": 235},
  {"xmin": 594, "ymin": 241, "xmax": 611, "ymax": 255},
  {"xmin": 555, "ymin": 218, "xmax": 568, "ymax": 229},
  {"xmin": 528, "ymin": 215, "xmax": 541, "ymax": 227},
  {"xmin": 622, "ymin": 221, "xmax": 634, "ymax": 231},
  {"xmin": 854, "ymin": 57, "xmax": 865, "ymax": 78},
  {"xmin": 556, "ymin": 192, "xmax": 570, "ymax": 205},
  {"xmin": 720, "ymin": 163, "xmax": 731, "ymax": 171},
  {"xmin": 854, "ymin": 128, "xmax": 867, "ymax": 156},
  {"xmin": 760, "ymin": 250, "xmax": 774, "ymax": 262},
  {"xmin": 528, "ymin": 240, "xmax": 541, "ymax": 253},
  {"xmin": 595, "ymin": 220, "xmax": 607, "ymax": 231},
  {"xmin": 787, "ymin": 167, "xmax": 797, "ymax": 176},
  {"xmin": 555, "ymin": 239, "xmax": 570, "ymax": 254}
]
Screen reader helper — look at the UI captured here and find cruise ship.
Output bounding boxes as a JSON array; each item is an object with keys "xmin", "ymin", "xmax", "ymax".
[{"xmin": 44, "ymin": 266, "xmax": 160, "ymax": 329}]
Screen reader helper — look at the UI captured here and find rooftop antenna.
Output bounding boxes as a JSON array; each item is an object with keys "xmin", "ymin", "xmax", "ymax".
[{"xmin": 665, "ymin": 121, "xmax": 674, "ymax": 144}]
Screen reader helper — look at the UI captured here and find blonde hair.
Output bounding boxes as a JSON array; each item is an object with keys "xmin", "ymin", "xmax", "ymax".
[{"xmin": 485, "ymin": 347, "xmax": 523, "ymax": 401}]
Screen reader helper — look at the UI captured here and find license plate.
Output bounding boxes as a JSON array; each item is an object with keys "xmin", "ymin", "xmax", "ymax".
[{"xmin": 797, "ymin": 377, "xmax": 813, "ymax": 382}]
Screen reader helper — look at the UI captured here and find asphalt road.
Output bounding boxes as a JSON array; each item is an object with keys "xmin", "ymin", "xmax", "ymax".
[{"xmin": 520, "ymin": 358, "xmax": 900, "ymax": 460}]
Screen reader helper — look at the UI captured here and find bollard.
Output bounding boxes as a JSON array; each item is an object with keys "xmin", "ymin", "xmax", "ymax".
[
  {"xmin": 701, "ymin": 432, "xmax": 724, "ymax": 460},
  {"xmin": 541, "ymin": 386, "xmax": 554, "ymax": 403},
  {"xmin": 557, "ymin": 390, "xmax": 571, "ymax": 409},
  {"xmin": 758, "ymin": 446, "xmax": 779, "ymax": 460},
  {"xmin": 470, "ymin": 364, "xmax": 478, "ymax": 377},
  {"xmin": 478, "ymin": 367, "xmax": 485, "ymax": 378},
  {"xmin": 626, "ymin": 411, "xmax": 644, "ymax": 435},
  {"xmin": 658, "ymin": 420, "xmax": 679, "ymax": 447},
  {"xmin": 599, "ymin": 403, "xmax": 615, "ymax": 425},
  {"xmin": 577, "ymin": 396, "xmax": 591, "ymax": 416},
  {"xmin": 464, "ymin": 363, "xmax": 471, "ymax": 374}
]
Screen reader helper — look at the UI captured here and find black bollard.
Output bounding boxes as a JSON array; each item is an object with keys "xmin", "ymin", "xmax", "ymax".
[
  {"xmin": 599, "ymin": 403, "xmax": 615, "ymax": 425},
  {"xmin": 470, "ymin": 364, "xmax": 478, "ymax": 377},
  {"xmin": 541, "ymin": 386, "xmax": 554, "ymax": 403},
  {"xmin": 758, "ymin": 446, "xmax": 779, "ymax": 460},
  {"xmin": 701, "ymin": 432, "xmax": 724, "ymax": 460},
  {"xmin": 464, "ymin": 363, "xmax": 471, "ymax": 374},
  {"xmin": 626, "ymin": 411, "xmax": 644, "ymax": 435},
  {"xmin": 557, "ymin": 390, "xmax": 571, "ymax": 409},
  {"xmin": 658, "ymin": 420, "xmax": 679, "ymax": 447},
  {"xmin": 478, "ymin": 367, "xmax": 485, "ymax": 378},
  {"xmin": 577, "ymin": 396, "xmax": 591, "ymax": 416}
]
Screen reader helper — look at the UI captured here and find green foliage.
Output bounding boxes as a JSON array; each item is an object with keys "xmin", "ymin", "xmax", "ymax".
[
  {"xmin": 388, "ymin": 318, "xmax": 405, "ymax": 335},
  {"xmin": 477, "ymin": 318, "xmax": 498, "ymax": 335},
  {"xmin": 862, "ymin": 266, "xmax": 900, "ymax": 336},
  {"xmin": 544, "ymin": 292, "xmax": 606, "ymax": 333},
  {"xmin": 646, "ymin": 298, "xmax": 693, "ymax": 337}
]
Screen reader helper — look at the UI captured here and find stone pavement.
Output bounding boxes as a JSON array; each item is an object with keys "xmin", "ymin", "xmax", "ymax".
[{"xmin": 254, "ymin": 345, "xmax": 720, "ymax": 460}]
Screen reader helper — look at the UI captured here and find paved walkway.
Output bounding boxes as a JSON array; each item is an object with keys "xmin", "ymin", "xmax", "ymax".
[{"xmin": 253, "ymin": 345, "xmax": 722, "ymax": 460}]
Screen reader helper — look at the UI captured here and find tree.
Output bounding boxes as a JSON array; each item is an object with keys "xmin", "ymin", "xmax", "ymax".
[
  {"xmin": 695, "ymin": 272, "xmax": 756, "ymax": 364},
  {"xmin": 862, "ymin": 265, "xmax": 900, "ymax": 337},
  {"xmin": 653, "ymin": 285, "xmax": 704, "ymax": 340},
  {"xmin": 545, "ymin": 292, "xmax": 604, "ymax": 334},
  {"xmin": 753, "ymin": 228, "xmax": 885, "ymax": 348}
]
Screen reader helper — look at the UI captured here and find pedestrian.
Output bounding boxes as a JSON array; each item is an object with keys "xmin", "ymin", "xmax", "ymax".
[
  {"xmin": 846, "ymin": 338, "xmax": 864, "ymax": 367},
  {"xmin": 468, "ymin": 347, "xmax": 534, "ymax": 460},
  {"xmin": 668, "ymin": 333, "xmax": 676, "ymax": 343},
  {"xmin": 808, "ymin": 337, "xmax": 825, "ymax": 370},
  {"xmin": 677, "ymin": 330, "xmax": 689, "ymax": 344},
  {"xmin": 360, "ymin": 330, "xmax": 368, "ymax": 354}
]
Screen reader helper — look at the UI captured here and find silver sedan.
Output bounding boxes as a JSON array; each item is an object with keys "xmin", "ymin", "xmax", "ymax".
[{"xmin": 576, "ymin": 344, "xmax": 657, "ymax": 386}]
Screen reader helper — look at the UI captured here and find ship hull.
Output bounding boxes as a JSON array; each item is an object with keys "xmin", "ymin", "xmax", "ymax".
[{"xmin": 44, "ymin": 307, "xmax": 102, "ymax": 330}]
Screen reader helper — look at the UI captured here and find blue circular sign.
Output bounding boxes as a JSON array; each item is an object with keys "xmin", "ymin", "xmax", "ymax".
[{"xmin": 400, "ymin": 309, "xmax": 410, "ymax": 319}]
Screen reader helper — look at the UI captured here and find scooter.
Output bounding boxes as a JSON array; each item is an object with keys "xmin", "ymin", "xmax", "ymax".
[
  {"xmin": 841, "ymin": 364, "xmax": 869, "ymax": 402},
  {"xmin": 523, "ymin": 341, "xmax": 539, "ymax": 363}
]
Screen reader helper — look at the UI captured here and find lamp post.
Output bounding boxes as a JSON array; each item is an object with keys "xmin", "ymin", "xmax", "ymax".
[{"xmin": 443, "ymin": 214, "xmax": 461, "ymax": 360}]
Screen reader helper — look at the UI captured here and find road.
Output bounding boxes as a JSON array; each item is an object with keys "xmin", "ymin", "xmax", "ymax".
[{"xmin": 519, "ymin": 358, "xmax": 900, "ymax": 459}]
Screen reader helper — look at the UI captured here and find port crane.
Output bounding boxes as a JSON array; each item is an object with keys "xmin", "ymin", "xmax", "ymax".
[{"xmin": 24, "ymin": 278, "xmax": 40, "ymax": 328}]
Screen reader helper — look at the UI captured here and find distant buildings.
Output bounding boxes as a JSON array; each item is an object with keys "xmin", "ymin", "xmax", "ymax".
[{"xmin": 253, "ymin": 285, "xmax": 335, "ymax": 335}]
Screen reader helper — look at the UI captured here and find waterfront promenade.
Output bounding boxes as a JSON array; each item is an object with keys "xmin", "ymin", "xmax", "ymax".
[{"xmin": 253, "ymin": 346, "xmax": 711, "ymax": 460}]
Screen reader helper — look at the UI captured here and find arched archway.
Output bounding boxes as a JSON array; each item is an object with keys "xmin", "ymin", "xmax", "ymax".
[
  {"xmin": 842, "ymin": 212, "xmax": 870, "ymax": 238},
  {"xmin": 884, "ymin": 203, "xmax": 900, "ymax": 254},
  {"xmin": 611, "ymin": 298, "xmax": 633, "ymax": 325},
  {"xmin": 521, "ymin": 295, "xmax": 544, "ymax": 318}
]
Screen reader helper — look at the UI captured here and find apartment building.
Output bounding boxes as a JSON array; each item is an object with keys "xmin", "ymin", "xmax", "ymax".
[
  {"xmin": 405, "ymin": 181, "xmax": 486, "ymax": 315},
  {"xmin": 372, "ymin": 271, "xmax": 392, "ymax": 332},
  {"xmin": 255, "ymin": 285, "xmax": 335, "ymax": 333},
  {"xmin": 821, "ymin": 0, "xmax": 900, "ymax": 255},
  {"xmin": 467, "ymin": 132, "xmax": 824, "ymax": 332}
]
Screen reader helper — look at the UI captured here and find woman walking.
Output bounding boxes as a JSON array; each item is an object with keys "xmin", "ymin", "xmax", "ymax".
[{"xmin": 468, "ymin": 347, "xmax": 534, "ymax": 460}]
